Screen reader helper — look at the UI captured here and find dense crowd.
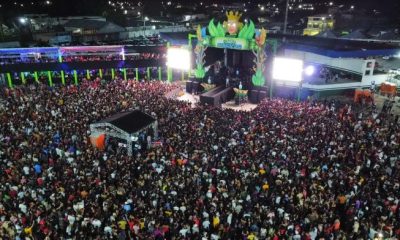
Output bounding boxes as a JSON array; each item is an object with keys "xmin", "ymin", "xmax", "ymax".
[
  {"xmin": 0, "ymin": 57, "xmax": 58, "ymax": 65},
  {"xmin": 63, "ymin": 53, "xmax": 165, "ymax": 62},
  {"xmin": 0, "ymin": 80, "xmax": 399, "ymax": 239},
  {"xmin": 0, "ymin": 53, "xmax": 165, "ymax": 65}
]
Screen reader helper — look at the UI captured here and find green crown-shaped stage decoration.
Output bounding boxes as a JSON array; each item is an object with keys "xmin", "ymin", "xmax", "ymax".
[
  {"xmin": 192, "ymin": 12, "xmax": 266, "ymax": 87},
  {"xmin": 238, "ymin": 20, "xmax": 255, "ymax": 40},
  {"xmin": 208, "ymin": 19, "xmax": 226, "ymax": 38}
]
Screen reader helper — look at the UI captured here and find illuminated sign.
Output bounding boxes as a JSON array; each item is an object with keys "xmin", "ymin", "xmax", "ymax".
[{"xmin": 211, "ymin": 37, "xmax": 253, "ymax": 50}]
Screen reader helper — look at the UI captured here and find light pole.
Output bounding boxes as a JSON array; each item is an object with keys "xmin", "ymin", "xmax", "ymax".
[
  {"xmin": 19, "ymin": 17, "xmax": 33, "ymax": 32},
  {"xmin": 0, "ymin": 18, "xmax": 4, "ymax": 41},
  {"xmin": 143, "ymin": 16, "xmax": 149, "ymax": 37},
  {"xmin": 283, "ymin": 0, "xmax": 289, "ymax": 34}
]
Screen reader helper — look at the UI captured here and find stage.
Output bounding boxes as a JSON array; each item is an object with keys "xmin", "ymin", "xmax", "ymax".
[{"xmin": 178, "ymin": 92, "xmax": 257, "ymax": 112}]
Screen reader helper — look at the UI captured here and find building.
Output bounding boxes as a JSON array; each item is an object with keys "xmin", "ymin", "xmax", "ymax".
[
  {"xmin": 303, "ymin": 14, "xmax": 334, "ymax": 36},
  {"xmin": 275, "ymin": 37, "xmax": 400, "ymax": 99},
  {"xmin": 181, "ymin": 13, "xmax": 207, "ymax": 22},
  {"xmin": 33, "ymin": 32, "xmax": 72, "ymax": 45},
  {"xmin": 64, "ymin": 19, "xmax": 126, "ymax": 42}
]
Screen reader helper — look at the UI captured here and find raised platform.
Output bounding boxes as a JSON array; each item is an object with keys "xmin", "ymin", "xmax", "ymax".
[{"xmin": 200, "ymin": 86, "xmax": 234, "ymax": 107}]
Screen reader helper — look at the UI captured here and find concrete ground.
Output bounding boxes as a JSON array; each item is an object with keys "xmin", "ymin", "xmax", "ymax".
[
  {"xmin": 222, "ymin": 100, "xmax": 258, "ymax": 112},
  {"xmin": 177, "ymin": 80, "xmax": 400, "ymax": 116},
  {"xmin": 374, "ymin": 94, "xmax": 400, "ymax": 116}
]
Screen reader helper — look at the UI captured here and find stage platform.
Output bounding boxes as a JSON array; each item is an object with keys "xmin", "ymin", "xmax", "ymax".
[
  {"xmin": 199, "ymin": 86, "xmax": 234, "ymax": 107},
  {"xmin": 177, "ymin": 92, "xmax": 258, "ymax": 111}
]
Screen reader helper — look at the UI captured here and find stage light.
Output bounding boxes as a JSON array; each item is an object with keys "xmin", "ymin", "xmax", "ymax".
[
  {"xmin": 304, "ymin": 65, "xmax": 315, "ymax": 76},
  {"xmin": 130, "ymin": 136, "xmax": 138, "ymax": 141},
  {"xmin": 19, "ymin": 18, "xmax": 27, "ymax": 24},
  {"xmin": 166, "ymin": 48, "xmax": 191, "ymax": 71},
  {"xmin": 272, "ymin": 57, "xmax": 303, "ymax": 82}
]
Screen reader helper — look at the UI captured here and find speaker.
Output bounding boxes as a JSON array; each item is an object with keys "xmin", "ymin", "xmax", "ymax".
[
  {"xmin": 192, "ymin": 81, "xmax": 200, "ymax": 94},
  {"xmin": 258, "ymin": 91, "xmax": 267, "ymax": 102},
  {"xmin": 249, "ymin": 90, "xmax": 258, "ymax": 103},
  {"xmin": 186, "ymin": 81, "xmax": 193, "ymax": 93}
]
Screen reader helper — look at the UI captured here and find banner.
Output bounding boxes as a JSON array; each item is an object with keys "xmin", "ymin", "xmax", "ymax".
[
  {"xmin": 210, "ymin": 37, "xmax": 254, "ymax": 50},
  {"xmin": 90, "ymin": 133, "xmax": 105, "ymax": 150}
]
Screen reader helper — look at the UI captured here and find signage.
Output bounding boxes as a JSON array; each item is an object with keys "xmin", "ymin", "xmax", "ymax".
[{"xmin": 211, "ymin": 37, "xmax": 252, "ymax": 50}]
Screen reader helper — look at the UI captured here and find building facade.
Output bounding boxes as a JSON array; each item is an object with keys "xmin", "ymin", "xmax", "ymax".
[{"xmin": 303, "ymin": 15, "xmax": 334, "ymax": 36}]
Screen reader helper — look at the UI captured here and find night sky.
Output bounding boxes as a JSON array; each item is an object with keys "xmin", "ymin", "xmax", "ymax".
[{"xmin": 0, "ymin": 0, "xmax": 399, "ymax": 23}]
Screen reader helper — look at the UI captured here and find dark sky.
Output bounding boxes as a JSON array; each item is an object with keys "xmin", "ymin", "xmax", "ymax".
[
  {"xmin": 0, "ymin": 0, "xmax": 399, "ymax": 22},
  {"xmin": 0, "ymin": 0, "xmax": 108, "ymax": 17}
]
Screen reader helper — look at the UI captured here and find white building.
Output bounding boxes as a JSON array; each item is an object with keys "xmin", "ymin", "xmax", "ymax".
[{"xmin": 276, "ymin": 41, "xmax": 400, "ymax": 93}]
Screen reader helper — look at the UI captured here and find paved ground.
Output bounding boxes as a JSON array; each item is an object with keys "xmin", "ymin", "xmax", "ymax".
[
  {"xmin": 374, "ymin": 94, "xmax": 400, "ymax": 116},
  {"xmin": 177, "ymin": 81, "xmax": 400, "ymax": 116},
  {"xmin": 222, "ymin": 100, "xmax": 258, "ymax": 112}
]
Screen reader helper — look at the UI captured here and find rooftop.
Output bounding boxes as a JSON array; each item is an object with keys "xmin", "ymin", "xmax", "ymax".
[{"xmin": 97, "ymin": 110, "xmax": 156, "ymax": 134}]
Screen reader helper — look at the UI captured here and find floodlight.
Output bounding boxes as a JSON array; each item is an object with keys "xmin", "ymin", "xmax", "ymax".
[
  {"xmin": 166, "ymin": 48, "xmax": 191, "ymax": 70},
  {"xmin": 19, "ymin": 18, "xmax": 27, "ymax": 24},
  {"xmin": 304, "ymin": 65, "xmax": 315, "ymax": 76},
  {"xmin": 272, "ymin": 57, "xmax": 304, "ymax": 82},
  {"xmin": 130, "ymin": 136, "xmax": 138, "ymax": 141}
]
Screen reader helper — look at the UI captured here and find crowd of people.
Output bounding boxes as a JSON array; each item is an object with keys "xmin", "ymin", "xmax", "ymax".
[
  {"xmin": 0, "ymin": 79, "xmax": 399, "ymax": 239},
  {"xmin": 0, "ymin": 56, "xmax": 58, "ymax": 65},
  {"xmin": 62, "ymin": 53, "xmax": 165, "ymax": 63},
  {"xmin": 0, "ymin": 53, "xmax": 165, "ymax": 65}
]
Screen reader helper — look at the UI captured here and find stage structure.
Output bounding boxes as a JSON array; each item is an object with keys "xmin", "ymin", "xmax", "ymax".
[
  {"xmin": 192, "ymin": 11, "xmax": 267, "ymax": 87},
  {"xmin": 90, "ymin": 110, "xmax": 157, "ymax": 156}
]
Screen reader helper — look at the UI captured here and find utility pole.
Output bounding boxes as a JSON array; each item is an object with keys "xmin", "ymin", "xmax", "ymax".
[
  {"xmin": 0, "ymin": 21, "xmax": 4, "ymax": 41},
  {"xmin": 283, "ymin": 0, "xmax": 289, "ymax": 34}
]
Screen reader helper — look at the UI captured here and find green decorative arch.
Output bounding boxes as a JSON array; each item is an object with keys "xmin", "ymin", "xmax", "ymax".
[{"xmin": 192, "ymin": 12, "xmax": 268, "ymax": 86}]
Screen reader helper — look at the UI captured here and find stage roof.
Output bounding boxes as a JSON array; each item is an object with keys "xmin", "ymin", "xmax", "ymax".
[
  {"xmin": 284, "ymin": 43, "xmax": 400, "ymax": 58},
  {"xmin": 0, "ymin": 47, "xmax": 59, "ymax": 55},
  {"xmin": 97, "ymin": 110, "xmax": 155, "ymax": 134},
  {"xmin": 272, "ymin": 33, "xmax": 400, "ymax": 58},
  {"xmin": 160, "ymin": 31, "xmax": 400, "ymax": 58}
]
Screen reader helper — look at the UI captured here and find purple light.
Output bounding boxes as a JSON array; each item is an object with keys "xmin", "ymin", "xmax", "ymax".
[{"xmin": 305, "ymin": 65, "xmax": 315, "ymax": 76}]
